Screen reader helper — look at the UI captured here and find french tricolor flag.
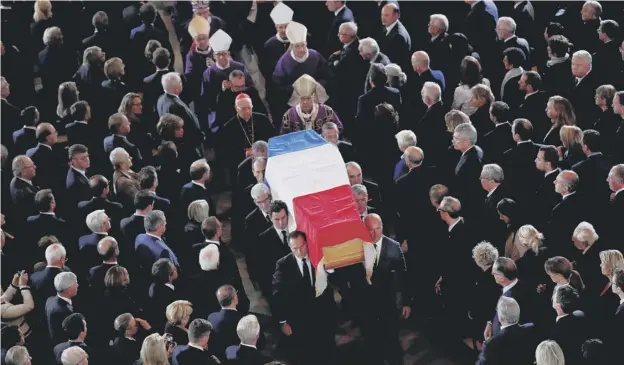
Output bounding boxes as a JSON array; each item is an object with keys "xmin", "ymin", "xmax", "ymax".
[{"xmin": 265, "ymin": 130, "xmax": 375, "ymax": 295}]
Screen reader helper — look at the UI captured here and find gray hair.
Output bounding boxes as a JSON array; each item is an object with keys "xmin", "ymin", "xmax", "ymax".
[
  {"xmin": 144, "ymin": 210, "xmax": 166, "ymax": 233},
  {"xmin": 339, "ymin": 21, "xmax": 358, "ymax": 37},
  {"xmin": 11, "ymin": 155, "xmax": 31, "ymax": 177},
  {"xmin": 358, "ymin": 37, "xmax": 379, "ymax": 54},
  {"xmin": 472, "ymin": 241, "xmax": 499, "ymax": 268},
  {"xmin": 321, "ymin": 121, "xmax": 339, "ymax": 136},
  {"xmin": 54, "ymin": 272, "xmax": 77, "ymax": 293},
  {"xmin": 454, "ymin": 123, "xmax": 478, "ymax": 145},
  {"xmin": 161, "ymin": 72, "xmax": 182, "ymax": 93},
  {"xmin": 558, "ymin": 170, "xmax": 579, "ymax": 192},
  {"xmin": 4, "ymin": 346, "xmax": 30, "ymax": 365},
  {"xmin": 351, "ymin": 183, "xmax": 368, "ymax": 196},
  {"xmin": 535, "ymin": 340, "xmax": 565, "ymax": 365},
  {"xmin": 199, "ymin": 244, "xmax": 220, "ymax": 271},
  {"xmin": 422, "ymin": 81, "xmax": 441, "ymax": 102},
  {"xmin": 82, "ymin": 46, "xmax": 102, "ymax": 65},
  {"xmin": 0, "ymin": 144, "xmax": 8, "ymax": 168},
  {"xmin": 250, "ymin": 183, "xmax": 270, "ymax": 200},
  {"xmin": 572, "ymin": 50, "xmax": 592, "ymax": 67},
  {"xmin": 498, "ymin": 17, "xmax": 517, "ymax": 34},
  {"xmin": 114, "ymin": 313, "xmax": 134, "ymax": 333},
  {"xmin": 251, "ymin": 140, "xmax": 268, "ymax": 155},
  {"xmin": 573, "ymin": 221, "xmax": 599, "ymax": 246},
  {"xmin": 611, "ymin": 164, "xmax": 624, "ymax": 184},
  {"xmin": 497, "ymin": 296, "xmax": 520, "ymax": 325},
  {"xmin": 43, "ymin": 26, "xmax": 62, "ymax": 46},
  {"xmin": 237, "ymin": 314, "xmax": 261, "ymax": 344},
  {"xmin": 395, "ymin": 130, "xmax": 417, "ymax": 149},
  {"xmin": 45, "ymin": 243, "xmax": 66, "ymax": 263},
  {"xmin": 109, "ymin": 147, "xmax": 130, "ymax": 168},
  {"xmin": 86, "ymin": 209, "xmax": 108, "ymax": 233},
  {"xmin": 187, "ymin": 199, "xmax": 210, "ymax": 223},
  {"xmin": 61, "ymin": 346, "xmax": 87, "ymax": 365},
  {"xmin": 345, "ymin": 161, "xmax": 361, "ymax": 171},
  {"xmin": 481, "ymin": 164, "xmax": 504, "ymax": 183},
  {"xmin": 430, "ymin": 14, "xmax": 449, "ymax": 31},
  {"xmin": 439, "ymin": 196, "xmax": 461, "ymax": 215}
]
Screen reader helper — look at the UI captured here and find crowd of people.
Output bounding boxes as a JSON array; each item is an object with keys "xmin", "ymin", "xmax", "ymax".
[{"xmin": 1, "ymin": 0, "xmax": 624, "ymax": 364}]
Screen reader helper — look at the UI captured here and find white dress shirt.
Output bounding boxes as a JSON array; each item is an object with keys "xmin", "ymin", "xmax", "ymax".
[{"xmin": 502, "ymin": 279, "xmax": 519, "ymax": 294}]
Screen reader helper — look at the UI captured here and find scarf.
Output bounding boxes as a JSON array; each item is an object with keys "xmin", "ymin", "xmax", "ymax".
[
  {"xmin": 195, "ymin": 45, "xmax": 212, "ymax": 55},
  {"xmin": 296, "ymin": 103, "xmax": 319, "ymax": 130}
]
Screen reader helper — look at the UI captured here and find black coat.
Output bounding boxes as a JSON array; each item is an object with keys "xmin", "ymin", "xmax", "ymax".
[
  {"xmin": 100, "ymin": 79, "xmax": 130, "ymax": 117},
  {"xmin": 72, "ymin": 64, "xmax": 107, "ymax": 107},
  {"xmin": 363, "ymin": 52, "xmax": 391, "ymax": 94},
  {"xmin": 111, "ymin": 336, "xmax": 141, "ymax": 365},
  {"xmin": 569, "ymin": 70, "xmax": 600, "ymax": 131},
  {"xmin": 157, "ymin": 93, "xmax": 205, "ymax": 147},
  {"xmin": 593, "ymin": 108, "xmax": 620, "ymax": 158},
  {"xmin": 549, "ymin": 311, "xmax": 591, "ymax": 365},
  {"xmin": 481, "ymin": 122, "xmax": 514, "ymax": 164},
  {"xmin": 454, "ymin": 146, "xmax": 485, "ymax": 215},
  {"xmin": 103, "ymin": 135, "xmax": 144, "ymax": 170},
  {"xmin": 395, "ymin": 166, "xmax": 437, "ymax": 244},
  {"xmin": 256, "ymin": 227, "xmax": 291, "ymax": 299},
  {"xmin": 53, "ymin": 341, "xmax": 97, "ymax": 365},
  {"xmin": 1, "ymin": 99, "xmax": 21, "ymax": 153},
  {"xmin": 532, "ymin": 170, "xmax": 562, "ymax": 232},
  {"xmin": 572, "ymin": 152, "xmax": 611, "ymax": 201},
  {"xmin": 476, "ymin": 323, "xmax": 537, "ymax": 365},
  {"xmin": 368, "ymin": 236, "xmax": 410, "ymax": 312},
  {"xmin": 542, "ymin": 59, "xmax": 574, "ymax": 98},
  {"xmin": 78, "ymin": 197, "xmax": 124, "ymax": 233},
  {"xmin": 492, "ymin": 280, "xmax": 535, "ymax": 335},
  {"xmin": 65, "ymin": 122, "xmax": 101, "ymax": 161},
  {"xmin": 120, "ymin": 214, "xmax": 145, "ymax": 258},
  {"xmin": 356, "ymin": 86, "xmax": 401, "ymax": 128},
  {"xmin": 414, "ymin": 102, "xmax": 449, "ymax": 166},
  {"xmin": 87, "ymin": 262, "xmax": 119, "ymax": 295},
  {"xmin": 548, "ymin": 192, "xmax": 589, "ymax": 257},
  {"xmin": 25, "ymin": 213, "xmax": 67, "ymax": 262},
  {"xmin": 45, "ymin": 295, "xmax": 74, "ymax": 345},
  {"xmin": 425, "ymin": 32, "xmax": 451, "ymax": 74},
  {"xmin": 515, "ymin": 91, "xmax": 550, "ymax": 141},
  {"xmin": 147, "ymin": 282, "xmax": 179, "ymax": 329},
  {"xmin": 378, "ymin": 21, "xmax": 412, "ymax": 72},
  {"xmin": 225, "ymin": 344, "xmax": 271, "ymax": 365},
  {"xmin": 243, "ymin": 208, "xmax": 272, "ymax": 283},
  {"xmin": 26, "ymin": 144, "xmax": 64, "ymax": 190},
  {"xmin": 82, "ymin": 29, "xmax": 122, "ymax": 58},
  {"xmin": 328, "ymin": 39, "xmax": 369, "ymax": 123},
  {"xmin": 66, "ymin": 168, "xmax": 92, "ymax": 210},
  {"xmin": 9, "ymin": 177, "xmax": 38, "ymax": 222},
  {"xmin": 219, "ymin": 113, "xmax": 274, "ymax": 168},
  {"xmin": 164, "ymin": 322, "xmax": 189, "ymax": 346},
  {"xmin": 142, "ymin": 69, "xmax": 169, "ymax": 116},
  {"xmin": 178, "ymin": 182, "xmax": 215, "ymax": 219},
  {"xmin": 325, "ymin": 6, "xmax": 355, "ymax": 57},
  {"xmin": 593, "ymin": 40, "xmax": 624, "ymax": 84},
  {"xmin": 30, "ymin": 266, "xmax": 63, "ymax": 318},
  {"xmin": 501, "ymin": 141, "xmax": 542, "ymax": 203},
  {"xmin": 171, "ymin": 345, "xmax": 219, "ymax": 365},
  {"xmin": 207, "ymin": 308, "xmax": 244, "ymax": 359},
  {"xmin": 12, "ymin": 127, "xmax": 37, "ymax": 155}
]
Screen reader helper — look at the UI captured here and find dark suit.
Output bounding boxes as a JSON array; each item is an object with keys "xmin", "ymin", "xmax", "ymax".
[
  {"xmin": 66, "ymin": 168, "xmax": 91, "ymax": 210},
  {"xmin": 72, "ymin": 64, "xmax": 107, "ymax": 108},
  {"xmin": 65, "ymin": 122, "xmax": 101, "ymax": 161},
  {"xmin": 87, "ymin": 262, "xmax": 118, "ymax": 295},
  {"xmin": 120, "ymin": 214, "xmax": 145, "ymax": 261},
  {"xmin": 548, "ymin": 192, "xmax": 589, "ymax": 257},
  {"xmin": 570, "ymin": 70, "xmax": 600, "ymax": 130},
  {"xmin": 356, "ymin": 86, "xmax": 401, "ymax": 130},
  {"xmin": 454, "ymin": 146, "xmax": 485, "ymax": 217},
  {"xmin": 476, "ymin": 323, "xmax": 537, "ymax": 365},
  {"xmin": 500, "ymin": 73, "xmax": 524, "ymax": 111},
  {"xmin": 491, "ymin": 280, "xmax": 535, "ymax": 335},
  {"xmin": 256, "ymin": 227, "xmax": 291, "ymax": 299},
  {"xmin": 157, "ymin": 93, "xmax": 205, "ymax": 147},
  {"xmin": 481, "ymin": 122, "xmax": 514, "ymax": 164},
  {"xmin": 26, "ymin": 144, "xmax": 63, "ymax": 190},
  {"xmin": 378, "ymin": 21, "xmax": 412, "ymax": 72},
  {"xmin": 463, "ymin": 0, "xmax": 499, "ymax": 75},
  {"xmin": 12, "ymin": 127, "xmax": 37, "ymax": 155},
  {"xmin": 414, "ymin": 101, "xmax": 449, "ymax": 166},
  {"xmin": 135, "ymin": 234, "xmax": 180, "ymax": 274},
  {"xmin": 53, "ymin": 341, "xmax": 96, "ymax": 365},
  {"xmin": 171, "ymin": 344, "xmax": 219, "ymax": 365},
  {"xmin": 542, "ymin": 59, "xmax": 574, "ymax": 98},
  {"xmin": 243, "ymin": 208, "xmax": 272, "ymax": 283},
  {"xmin": 609, "ymin": 192, "xmax": 624, "ymax": 249},
  {"xmin": 363, "ymin": 52, "xmax": 390, "ymax": 94},
  {"xmin": 78, "ymin": 233, "xmax": 109, "ymax": 275},
  {"xmin": 179, "ymin": 182, "xmax": 215, "ymax": 219},
  {"xmin": 82, "ymin": 29, "xmax": 121, "ymax": 58},
  {"xmin": 572, "ymin": 152, "xmax": 611, "ymax": 201},
  {"xmin": 111, "ymin": 336, "xmax": 141, "ymax": 365},
  {"xmin": 9, "ymin": 177, "xmax": 38, "ymax": 223},
  {"xmin": 272, "ymin": 253, "xmax": 337, "ymax": 364},
  {"xmin": 426, "ymin": 32, "xmax": 451, "ymax": 74},
  {"xmin": 99, "ymin": 79, "xmax": 130, "ymax": 116},
  {"xmin": 103, "ymin": 135, "xmax": 144, "ymax": 170},
  {"xmin": 550, "ymin": 311, "xmax": 591, "ymax": 365},
  {"xmin": 594, "ymin": 40, "xmax": 624, "ymax": 84},
  {"xmin": 207, "ymin": 308, "xmax": 243, "ymax": 359},
  {"xmin": 25, "ymin": 213, "xmax": 67, "ymax": 263},
  {"xmin": 1, "ymin": 99, "xmax": 21, "ymax": 152},
  {"xmin": 142, "ymin": 69, "xmax": 169, "ymax": 115},
  {"xmin": 532, "ymin": 170, "xmax": 562, "ymax": 232},
  {"xmin": 147, "ymin": 282, "xmax": 179, "ymax": 330},
  {"xmin": 515, "ymin": 91, "xmax": 550, "ymax": 141},
  {"xmin": 30, "ymin": 266, "xmax": 63, "ymax": 318},
  {"xmin": 78, "ymin": 197, "xmax": 124, "ymax": 233},
  {"xmin": 501, "ymin": 141, "xmax": 542, "ymax": 204},
  {"xmin": 45, "ymin": 295, "xmax": 74, "ymax": 345},
  {"xmin": 325, "ymin": 6, "xmax": 355, "ymax": 57},
  {"xmin": 225, "ymin": 344, "xmax": 271, "ymax": 365}
]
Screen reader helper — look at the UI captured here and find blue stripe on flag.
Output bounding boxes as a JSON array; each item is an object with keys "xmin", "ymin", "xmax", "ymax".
[{"xmin": 268, "ymin": 130, "xmax": 328, "ymax": 158}]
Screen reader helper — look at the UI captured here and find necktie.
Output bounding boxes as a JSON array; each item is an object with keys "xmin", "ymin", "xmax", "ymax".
[
  {"xmin": 301, "ymin": 258, "xmax": 313, "ymax": 287},
  {"xmin": 575, "ymin": 78, "xmax": 580, "ymax": 86},
  {"xmin": 265, "ymin": 214, "xmax": 270, "ymax": 223},
  {"xmin": 281, "ymin": 230, "xmax": 288, "ymax": 245},
  {"xmin": 373, "ymin": 243, "xmax": 379, "ymax": 265}
]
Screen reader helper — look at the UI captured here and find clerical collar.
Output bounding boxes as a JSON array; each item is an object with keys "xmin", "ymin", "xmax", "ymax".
[
  {"xmin": 216, "ymin": 61, "xmax": 231, "ymax": 70},
  {"xmin": 38, "ymin": 143, "xmax": 52, "ymax": 150},
  {"xmin": 291, "ymin": 49, "xmax": 310, "ymax": 63},
  {"xmin": 334, "ymin": 4, "xmax": 346, "ymax": 16}
]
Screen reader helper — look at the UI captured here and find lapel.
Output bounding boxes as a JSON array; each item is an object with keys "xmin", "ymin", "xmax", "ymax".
[{"xmin": 378, "ymin": 236, "xmax": 389, "ymax": 266}]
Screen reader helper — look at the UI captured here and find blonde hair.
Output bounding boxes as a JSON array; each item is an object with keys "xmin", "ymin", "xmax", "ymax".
[
  {"xmin": 535, "ymin": 340, "xmax": 565, "ymax": 365},
  {"xmin": 104, "ymin": 265, "xmax": 128, "ymax": 288},
  {"xmin": 515, "ymin": 225, "xmax": 544, "ymax": 255},
  {"xmin": 548, "ymin": 96, "xmax": 576, "ymax": 127},
  {"xmin": 470, "ymin": 84, "xmax": 495, "ymax": 105},
  {"xmin": 118, "ymin": 92, "xmax": 141, "ymax": 116},
  {"xmin": 166, "ymin": 300, "xmax": 193, "ymax": 325},
  {"xmin": 559, "ymin": 125, "xmax": 583, "ymax": 150},
  {"xmin": 33, "ymin": 0, "xmax": 53, "ymax": 21},
  {"xmin": 140, "ymin": 333, "xmax": 169, "ymax": 365},
  {"xmin": 445, "ymin": 110, "xmax": 471, "ymax": 132},
  {"xmin": 599, "ymin": 250, "xmax": 624, "ymax": 276}
]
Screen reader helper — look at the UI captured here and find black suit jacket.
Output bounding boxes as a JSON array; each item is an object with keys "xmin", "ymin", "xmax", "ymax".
[
  {"xmin": 45, "ymin": 295, "xmax": 74, "ymax": 345},
  {"xmin": 9, "ymin": 177, "xmax": 38, "ymax": 222},
  {"xmin": 440, "ymin": 220, "xmax": 478, "ymax": 298},
  {"xmin": 142, "ymin": 69, "xmax": 169, "ymax": 115},
  {"xmin": 369, "ymin": 236, "xmax": 410, "ymax": 312},
  {"xmin": 325, "ymin": 6, "xmax": 355, "ymax": 57},
  {"xmin": 53, "ymin": 341, "xmax": 96, "ymax": 365},
  {"xmin": 120, "ymin": 214, "xmax": 145, "ymax": 256},
  {"xmin": 179, "ymin": 182, "xmax": 215, "ymax": 218},
  {"xmin": 414, "ymin": 101, "xmax": 448, "ymax": 165},
  {"xmin": 543, "ymin": 59, "xmax": 574, "ymax": 98},
  {"xmin": 66, "ymin": 168, "xmax": 91, "ymax": 209},
  {"xmin": 111, "ymin": 336, "xmax": 141, "ymax": 365},
  {"xmin": 243, "ymin": 208, "xmax": 272, "ymax": 283},
  {"xmin": 103, "ymin": 135, "xmax": 144, "ymax": 170},
  {"xmin": 1, "ymin": 99, "xmax": 21, "ymax": 152},
  {"xmin": 225, "ymin": 344, "xmax": 271, "ymax": 365},
  {"xmin": 476, "ymin": 323, "xmax": 537, "ymax": 365},
  {"xmin": 570, "ymin": 70, "xmax": 600, "ymax": 130},
  {"xmin": 100, "ymin": 79, "xmax": 130, "ymax": 116},
  {"xmin": 550, "ymin": 311, "xmax": 591, "ymax": 365},
  {"xmin": 532, "ymin": 169, "xmax": 562, "ymax": 232},
  {"xmin": 492, "ymin": 280, "xmax": 535, "ymax": 335},
  {"xmin": 395, "ymin": 166, "xmax": 437, "ymax": 240},
  {"xmin": 257, "ymin": 227, "xmax": 291, "ymax": 298},
  {"xmin": 78, "ymin": 233, "xmax": 109, "ymax": 274},
  {"xmin": 378, "ymin": 21, "xmax": 412, "ymax": 72},
  {"xmin": 356, "ymin": 86, "xmax": 401, "ymax": 127},
  {"xmin": 207, "ymin": 308, "xmax": 244, "ymax": 359},
  {"xmin": 26, "ymin": 144, "xmax": 63, "ymax": 190},
  {"xmin": 30, "ymin": 266, "xmax": 63, "ymax": 317},
  {"xmin": 78, "ymin": 197, "xmax": 124, "ymax": 231},
  {"xmin": 482, "ymin": 122, "xmax": 514, "ymax": 164},
  {"xmin": 88, "ymin": 262, "xmax": 119, "ymax": 294},
  {"xmin": 12, "ymin": 127, "xmax": 37, "ymax": 154},
  {"xmin": 147, "ymin": 282, "xmax": 179, "ymax": 328},
  {"xmin": 515, "ymin": 91, "xmax": 550, "ymax": 140},
  {"xmin": 363, "ymin": 52, "xmax": 391, "ymax": 94},
  {"xmin": 25, "ymin": 213, "xmax": 67, "ymax": 261},
  {"xmin": 72, "ymin": 64, "xmax": 107, "ymax": 107},
  {"xmin": 65, "ymin": 121, "xmax": 101, "ymax": 159},
  {"xmin": 548, "ymin": 192, "xmax": 589, "ymax": 257},
  {"xmin": 502, "ymin": 141, "xmax": 542, "ymax": 203},
  {"xmin": 572, "ymin": 153, "xmax": 611, "ymax": 200},
  {"xmin": 171, "ymin": 344, "xmax": 219, "ymax": 365},
  {"xmin": 157, "ymin": 93, "xmax": 204, "ymax": 146},
  {"xmin": 454, "ymin": 146, "xmax": 485, "ymax": 214},
  {"xmin": 426, "ymin": 32, "xmax": 451, "ymax": 73},
  {"xmin": 82, "ymin": 29, "xmax": 122, "ymax": 58}
]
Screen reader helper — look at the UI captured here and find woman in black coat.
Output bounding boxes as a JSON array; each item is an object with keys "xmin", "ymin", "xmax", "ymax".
[{"xmin": 163, "ymin": 300, "xmax": 193, "ymax": 346}]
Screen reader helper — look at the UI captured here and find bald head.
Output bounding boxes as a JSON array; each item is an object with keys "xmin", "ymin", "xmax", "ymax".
[
  {"xmin": 36, "ymin": 122, "xmax": 57, "ymax": 145},
  {"xmin": 364, "ymin": 213, "xmax": 383, "ymax": 242},
  {"xmin": 404, "ymin": 146, "xmax": 424, "ymax": 167},
  {"xmin": 608, "ymin": 164, "xmax": 624, "ymax": 192},
  {"xmin": 345, "ymin": 161, "xmax": 363, "ymax": 185},
  {"xmin": 411, "ymin": 51, "xmax": 430, "ymax": 73},
  {"xmin": 555, "ymin": 170, "xmax": 579, "ymax": 195},
  {"xmin": 190, "ymin": 159, "xmax": 210, "ymax": 182},
  {"xmin": 381, "ymin": 3, "xmax": 399, "ymax": 26},
  {"xmin": 97, "ymin": 236, "xmax": 119, "ymax": 261}
]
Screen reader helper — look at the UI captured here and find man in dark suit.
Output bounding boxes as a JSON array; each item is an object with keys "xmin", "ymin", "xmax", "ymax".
[
  {"xmin": 414, "ymin": 82, "xmax": 448, "ymax": 165},
  {"xmin": 9, "ymin": 155, "xmax": 39, "ymax": 224},
  {"xmin": 594, "ymin": 20, "xmax": 623, "ymax": 84},
  {"xmin": 516, "ymin": 72, "xmax": 549, "ymax": 141},
  {"xmin": 489, "ymin": 258, "xmax": 535, "ymax": 335},
  {"xmin": 30, "ymin": 243, "xmax": 67, "ymax": 317},
  {"xmin": 236, "ymin": 140, "xmax": 268, "ymax": 193},
  {"xmin": 499, "ymin": 48, "xmax": 526, "ymax": 110},
  {"xmin": 137, "ymin": 166, "xmax": 171, "ymax": 216},
  {"xmin": 225, "ymin": 314, "xmax": 271, "ymax": 365},
  {"xmin": 533, "ymin": 145, "xmax": 562, "ymax": 232},
  {"xmin": 120, "ymin": 192, "xmax": 154, "ymax": 262},
  {"xmin": 479, "ymin": 164, "xmax": 511, "ymax": 250},
  {"xmin": 243, "ymin": 183, "xmax": 272, "ymax": 281},
  {"xmin": 607, "ymin": 165, "xmax": 624, "ymax": 248},
  {"xmin": 135, "ymin": 210, "xmax": 180, "ymax": 276},
  {"xmin": 452, "ymin": 123, "xmax": 485, "ymax": 219},
  {"xmin": 66, "ymin": 144, "xmax": 92, "ymax": 211},
  {"xmin": 78, "ymin": 210, "xmax": 112, "ymax": 276},
  {"xmin": 103, "ymin": 113, "xmax": 144, "ymax": 171},
  {"xmin": 65, "ymin": 102, "xmax": 100, "ymax": 164},
  {"xmin": 345, "ymin": 161, "xmax": 382, "ymax": 211},
  {"xmin": 501, "ymin": 119, "xmax": 542, "ymax": 206},
  {"xmin": 26, "ymin": 189, "xmax": 66, "ymax": 257},
  {"xmin": 463, "ymin": 0, "xmax": 499, "ymax": 78},
  {"xmin": 362, "ymin": 214, "xmax": 410, "ymax": 365},
  {"xmin": 72, "ymin": 48, "xmax": 107, "ymax": 110},
  {"xmin": 171, "ymin": 319, "xmax": 219, "ymax": 365},
  {"xmin": 272, "ymin": 231, "xmax": 337, "ymax": 365},
  {"xmin": 111, "ymin": 313, "xmax": 151, "ymax": 365},
  {"xmin": 82, "ymin": 11, "xmax": 122, "ymax": 58},
  {"xmin": 548, "ymin": 170, "xmax": 590, "ymax": 257},
  {"xmin": 1, "ymin": 77, "xmax": 21, "ymax": 153},
  {"xmin": 129, "ymin": 3, "xmax": 172, "ymax": 63},
  {"xmin": 207, "ymin": 285, "xmax": 244, "ymax": 359},
  {"xmin": 12, "ymin": 106, "xmax": 38, "ymax": 155},
  {"xmin": 53, "ymin": 313, "xmax": 96, "ymax": 364},
  {"xmin": 482, "ymin": 102, "xmax": 514, "ymax": 164},
  {"xmin": 45, "ymin": 271, "xmax": 78, "ymax": 345},
  {"xmin": 496, "ymin": 17, "xmax": 531, "ymax": 65},
  {"xmin": 324, "ymin": 1, "xmax": 355, "ymax": 57},
  {"xmin": 142, "ymin": 48, "xmax": 170, "ymax": 116},
  {"xmin": 359, "ymin": 38, "xmax": 391, "ymax": 95},
  {"xmin": 87, "ymin": 237, "xmax": 120, "ymax": 295},
  {"xmin": 573, "ymin": 130, "xmax": 611, "ymax": 202},
  {"xmin": 476, "ymin": 297, "xmax": 537, "ymax": 365},
  {"xmin": 320, "ymin": 122, "xmax": 357, "ymax": 163},
  {"xmin": 574, "ymin": 1, "xmax": 602, "ymax": 55},
  {"xmin": 425, "ymin": 14, "xmax": 451, "ymax": 74},
  {"xmin": 570, "ymin": 51, "xmax": 600, "ymax": 130},
  {"xmin": 26, "ymin": 123, "xmax": 63, "ymax": 191},
  {"xmin": 78, "ymin": 175, "xmax": 124, "ymax": 235},
  {"xmin": 550, "ymin": 285, "xmax": 591, "ymax": 365},
  {"xmin": 157, "ymin": 72, "xmax": 205, "ymax": 146},
  {"xmin": 405, "ymin": 51, "xmax": 446, "ymax": 123},
  {"xmin": 378, "ymin": 3, "xmax": 411, "ymax": 72},
  {"xmin": 179, "ymin": 159, "xmax": 215, "ymax": 218}
]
